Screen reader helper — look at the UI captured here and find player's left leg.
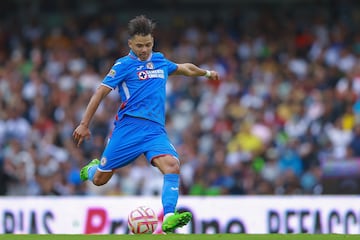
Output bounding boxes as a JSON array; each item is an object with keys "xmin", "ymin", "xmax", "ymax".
[
  {"xmin": 142, "ymin": 119, "xmax": 192, "ymax": 232},
  {"xmin": 152, "ymin": 155, "xmax": 180, "ymax": 213},
  {"xmin": 152, "ymin": 155, "xmax": 192, "ymax": 233}
]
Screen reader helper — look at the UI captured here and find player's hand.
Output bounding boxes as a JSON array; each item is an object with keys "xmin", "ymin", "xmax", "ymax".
[
  {"xmin": 208, "ymin": 70, "xmax": 219, "ymax": 81},
  {"xmin": 73, "ymin": 124, "xmax": 91, "ymax": 147}
]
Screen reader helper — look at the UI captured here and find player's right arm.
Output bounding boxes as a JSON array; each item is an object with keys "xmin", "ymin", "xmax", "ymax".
[{"xmin": 73, "ymin": 85, "xmax": 112, "ymax": 147}]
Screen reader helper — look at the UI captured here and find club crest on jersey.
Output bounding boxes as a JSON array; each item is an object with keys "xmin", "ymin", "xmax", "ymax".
[
  {"xmin": 146, "ymin": 62, "xmax": 154, "ymax": 69},
  {"xmin": 107, "ymin": 69, "xmax": 116, "ymax": 78},
  {"xmin": 138, "ymin": 71, "xmax": 149, "ymax": 80}
]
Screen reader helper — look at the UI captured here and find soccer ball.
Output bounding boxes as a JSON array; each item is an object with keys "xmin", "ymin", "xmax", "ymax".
[{"xmin": 128, "ymin": 206, "xmax": 158, "ymax": 234}]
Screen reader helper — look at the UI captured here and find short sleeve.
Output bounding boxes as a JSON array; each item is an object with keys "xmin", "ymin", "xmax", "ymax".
[
  {"xmin": 166, "ymin": 59, "xmax": 178, "ymax": 75},
  {"xmin": 102, "ymin": 61, "xmax": 127, "ymax": 90}
]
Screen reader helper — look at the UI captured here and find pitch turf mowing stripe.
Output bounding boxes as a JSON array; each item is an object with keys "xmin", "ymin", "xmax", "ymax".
[{"xmin": 0, "ymin": 234, "xmax": 359, "ymax": 240}]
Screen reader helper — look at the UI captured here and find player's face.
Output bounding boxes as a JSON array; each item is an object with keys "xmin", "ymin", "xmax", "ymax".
[{"xmin": 128, "ymin": 34, "xmax": 154, "ymax": 61}]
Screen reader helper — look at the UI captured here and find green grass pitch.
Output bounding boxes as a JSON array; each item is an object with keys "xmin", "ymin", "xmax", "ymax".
[{"xmin": 0, "ymin": 234, "xmax": 358, "ymax": 240}]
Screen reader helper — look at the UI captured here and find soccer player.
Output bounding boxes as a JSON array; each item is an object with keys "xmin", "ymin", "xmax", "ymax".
[{"xmin": 73, "ymin": 15, "xmax": 219, "ymax": 233}]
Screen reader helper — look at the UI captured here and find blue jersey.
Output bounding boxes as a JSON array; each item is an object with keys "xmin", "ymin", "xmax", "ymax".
[{"xmin": 102, "ymin": 50, "xmax": 178, "ymax": 125}]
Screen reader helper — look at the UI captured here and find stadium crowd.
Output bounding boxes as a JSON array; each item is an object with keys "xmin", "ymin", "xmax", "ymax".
[{"xmin": 1, "ymin": 1, "xmax": 360, "ymax": 196}]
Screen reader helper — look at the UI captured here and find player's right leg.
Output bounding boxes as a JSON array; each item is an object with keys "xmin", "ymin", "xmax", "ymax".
[
  {"xmin": 80, "ymin": 158, "xmax": 100, "ymax": 181},
  {"xmin": 78, "ymin": 128, "xmax": 127, "ymax": 186},
  {"xmin": 80, "ymin": 158, "xmax": 114, "ymax": 186},
  {"xmin": 81, "ymin": 116, "xmax": 146, "ymax": 186}
]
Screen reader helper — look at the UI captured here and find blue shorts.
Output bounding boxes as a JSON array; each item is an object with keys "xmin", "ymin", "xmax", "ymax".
[{"xmin": 98, "ymin": 115, "xmax": 179, "ymax": 171}]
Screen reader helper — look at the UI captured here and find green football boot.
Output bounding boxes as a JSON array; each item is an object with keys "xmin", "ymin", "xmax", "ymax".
[
  {"xmin": 80, "ymin": 159, "xmax": 100, "ymax": 181},
  {"xmin": 162, "ymin": 211, "xmax": 192, "ymax": 233}
]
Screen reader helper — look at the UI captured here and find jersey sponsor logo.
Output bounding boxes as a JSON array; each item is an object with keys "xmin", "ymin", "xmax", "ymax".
[
  {"xmin": 138, "ymin": 71, "xmax": 149, "ymax": 80},
  {"xmin": 137, "ymin": 69, "xmax": 165, "ymax": 80},
  {"xmin": 136, "ymin": 65, "xmax": 144, "ymax": 70},
  {"xmin": 107, "ymin": 69, "xmax": 116, "ymax": 77}
]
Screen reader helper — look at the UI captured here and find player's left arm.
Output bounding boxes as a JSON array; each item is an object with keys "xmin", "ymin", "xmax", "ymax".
[{"xmin": 173, "ymin": 63, "xmax": 219, "ymax": 80}]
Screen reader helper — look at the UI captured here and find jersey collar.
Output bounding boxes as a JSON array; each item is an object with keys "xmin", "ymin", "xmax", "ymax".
[{"xmin": 128, "ymin": 50, "xmax": 152, "ymax": 61}]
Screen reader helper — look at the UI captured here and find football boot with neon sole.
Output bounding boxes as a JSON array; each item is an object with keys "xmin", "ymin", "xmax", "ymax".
[
  {"xmin": 162, "ymin": 211, "xmax": 192, "ymax": 233},
  {"xmin": 80, "ymin": 159, "xmax": 100, "ymax": 181}
]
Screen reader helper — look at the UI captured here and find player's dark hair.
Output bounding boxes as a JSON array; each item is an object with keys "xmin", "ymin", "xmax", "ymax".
[{"xmin": 128, "ymin": 15, "xmax": 156, "ymax": 38}]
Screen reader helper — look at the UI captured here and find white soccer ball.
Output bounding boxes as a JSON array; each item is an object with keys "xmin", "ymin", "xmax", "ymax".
[{"xmin": 128, "ymin": 206, "xmax": 158, "ymax": 234}]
